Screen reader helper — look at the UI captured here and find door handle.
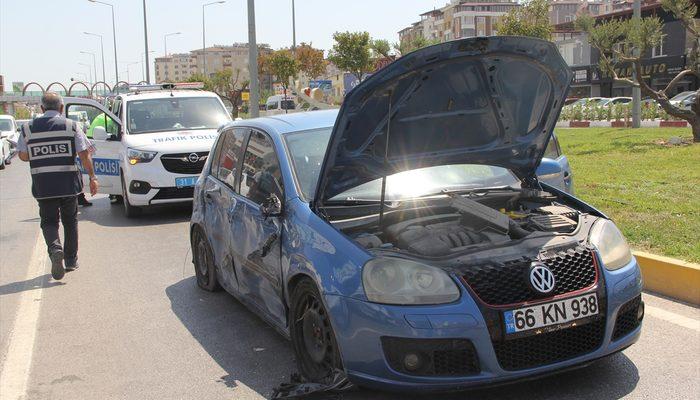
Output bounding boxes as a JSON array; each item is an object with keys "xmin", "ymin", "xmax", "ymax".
[{"xmin": 204, "ymin": 186, "xmax": 220, "ymax": 199}]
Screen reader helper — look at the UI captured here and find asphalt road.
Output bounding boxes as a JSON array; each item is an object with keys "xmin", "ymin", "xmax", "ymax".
[{"xmin": 1, "ymin": 163, "xmax": 699, "ymax": 400}]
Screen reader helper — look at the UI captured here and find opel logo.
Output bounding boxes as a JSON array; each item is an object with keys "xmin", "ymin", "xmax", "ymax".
[
  {"xmin": 187, "ymin": 153, "xmax": 200, "ymax": 163},
  {"xmin": 529, "ymin": 263, "xmax": 556, "ymax": 294}
]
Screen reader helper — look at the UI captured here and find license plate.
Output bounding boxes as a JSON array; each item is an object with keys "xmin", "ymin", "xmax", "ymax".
[
  {"xmin": 504, "ymin": 293, "xmax": 599, "ymax": 334},
  {"xmin": 175, "ymin": 176, "xmax": 198, "ymax": 188}
]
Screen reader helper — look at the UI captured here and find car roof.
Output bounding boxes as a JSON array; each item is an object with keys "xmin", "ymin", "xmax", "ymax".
[
  {"xmin": 227, "ymin": 109, "xmax": 339, "ymax": 136},
  {"xmin": 119, "ymin": 90, "xmax": 221, "ymax": 102},
  {"xmin": 0, "ymin": 115, "xmax": 15, "ymax": 119}
]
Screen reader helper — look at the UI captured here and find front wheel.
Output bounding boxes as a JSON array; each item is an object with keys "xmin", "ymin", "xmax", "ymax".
[
  {"xmin": 121, "ymin": 175, "xmax": 142, "ymax": 218},
  {"xmin": 191, "ymin": 228, "xmax": 221, "ymax": 291},
  {"xmin": 289, "ymin": 279, "xmax": 343, "ymax": 383}
]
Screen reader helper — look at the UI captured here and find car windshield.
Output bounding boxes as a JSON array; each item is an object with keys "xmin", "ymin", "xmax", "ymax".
[
  {"xmin": 284, "ymin": 128, "xmax": 520, "ymax": 201},
  {"xmin": 670, "ymin": 91, "xmax": 693, "ymax": 101},
  {"xmin": 0, "ymin": 119, "xmax": 13, "ymax": 131},
  {"xmin": 126, "ymin": 96, "xmax": 230, "ymax": 134},
  {"xmin": 281, "ymin": 100, "xmax": 296, "ymax": 110}
]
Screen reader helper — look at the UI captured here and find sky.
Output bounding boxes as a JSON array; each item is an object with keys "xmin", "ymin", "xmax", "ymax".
[{"xmin": 0, "ymin": 0, "xmax": 448, "ymax": 87}]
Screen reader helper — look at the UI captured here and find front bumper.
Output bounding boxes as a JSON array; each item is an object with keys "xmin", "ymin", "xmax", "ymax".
[
  {"xmin": 325, "ymin": 257, "xmax": 643, "ymax": 392},
  {"xmin": 123, "ymin": 158, "xmax": 203, "ymax": 206}
]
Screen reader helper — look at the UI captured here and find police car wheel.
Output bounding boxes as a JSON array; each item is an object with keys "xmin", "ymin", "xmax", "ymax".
[
  {"xmin": 192, "ymin": 228, "xmax": 221, "ymax": 291},
  {"xmin": 121, "ymin": 175, "xmax": 142, "ymax": 218}
]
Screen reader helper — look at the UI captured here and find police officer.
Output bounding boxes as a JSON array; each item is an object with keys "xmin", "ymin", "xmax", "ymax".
[{"xmin": 17, "ymin": 92, "xmax": 98, "ymax": 280}]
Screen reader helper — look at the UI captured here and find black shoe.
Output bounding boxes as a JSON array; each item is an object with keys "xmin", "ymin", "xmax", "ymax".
[
  {"xmin": 65, "ymin": 263, "xmax": 79, "ymax": 272},
  {"xmin": 78, "ymin": 195, "xmax": 92, "ymax": 207},
  {"xmin": 50, "ymin": 250, "xmax": 65, "ymax": 280}
]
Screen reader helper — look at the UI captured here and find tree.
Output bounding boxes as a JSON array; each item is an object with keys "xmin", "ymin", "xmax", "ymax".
[
  {"xmin": 295, "ymin": 42, "xmax": 327, "ymax": 80},
  {"xmin": 495, "ymin": 0, "xmax": 552, "ymax": 40},
  {"xmin": 328, "ymin": 31, "xmax": 373, "ymax": 82},
  {"xmin": 370, "ymin": 39, "xmax": 392, "ymax": 59},
  {"xmin": 189, "ymin": 70, "xmax": 248, "ymax": 118},
  {"xmin": 393, "ymin": 36, "xmax": 441, "ymax": 57},
  {"xmin": 576, "ymin": 0, "xmax": 700, "ymax": 141},
  {"xmin": 266, "ymin": 49, "xmax": 300, "ymax": 99}
]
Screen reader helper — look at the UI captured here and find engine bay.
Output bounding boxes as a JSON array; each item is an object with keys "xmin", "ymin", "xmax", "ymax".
[{"xmin": 340, "ymin": 189, "xmax": 583, "ymax": 257}]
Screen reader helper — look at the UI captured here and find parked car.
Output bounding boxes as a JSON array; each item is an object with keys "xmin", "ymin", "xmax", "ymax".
[
  {"xmin": 600, "ymin": 97, "xmax": 632, "ymax": 107},
  {"xmin": 0, "ymin": 115, "xmax": 18, "ymax": 169},
  {"xmin": 679, "ymin": 92, "xmax": 697, "ymax": 110},
  {"xmin": 190, "ymin": 37, "xmax": 642, "ymax": 392},
  {"xmin": 265, "ymin": 94, "xmax": 297, "ymax": 115},
  {"xmin": 568, "ymin": 97, "xmax": 607, "ymax": 108},
  {"xmin": 669, "ymin": 91, "xmax": 696, "ymax": 106}
]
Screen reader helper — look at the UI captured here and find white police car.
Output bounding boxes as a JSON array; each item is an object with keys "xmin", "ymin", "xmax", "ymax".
[{"xmin": 64, "ymin": 83, "xmax": 231, "ymax": 216}]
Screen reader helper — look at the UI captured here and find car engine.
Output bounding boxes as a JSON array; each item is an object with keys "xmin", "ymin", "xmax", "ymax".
[{"xmin": 349, "ymin": 192, "xmax": 580, "ymax": 257}]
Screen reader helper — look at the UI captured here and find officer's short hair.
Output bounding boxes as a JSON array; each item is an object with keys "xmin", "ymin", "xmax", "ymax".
[{"xmin": 41, "ymin": 92, "xmax": 63, "ymax": 111}]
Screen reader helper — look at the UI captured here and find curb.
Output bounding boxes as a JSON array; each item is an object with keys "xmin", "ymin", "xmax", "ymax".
[
  {"xmin": 633, "ymin": 251, "xmax": 700, "ymax": 305},
  {"xmin": 556, "ymin": 120, "xmax": 688, "ymax": 128}
]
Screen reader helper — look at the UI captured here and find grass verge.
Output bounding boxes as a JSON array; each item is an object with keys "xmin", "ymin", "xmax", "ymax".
[{"xmin": 556, "ymin": 127, "xmax": 699, "ymax": 262}]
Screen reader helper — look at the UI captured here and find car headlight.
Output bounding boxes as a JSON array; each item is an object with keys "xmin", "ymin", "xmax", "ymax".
[
  {"xmin": 127, "ymin": 148, "xmax": 157, "ymax": 165},
  {"xmin": 589, "ymin": 219, "xmax": 632, "ymax": 270},
  {"xmin": 362, "ymin": 258, "xmax": 460, "ymax": 305}
]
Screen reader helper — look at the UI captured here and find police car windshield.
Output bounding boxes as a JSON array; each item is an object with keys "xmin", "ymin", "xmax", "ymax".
[{"xmin": 126, "ymin": 96, "xmax": 229, "ymax": 134}]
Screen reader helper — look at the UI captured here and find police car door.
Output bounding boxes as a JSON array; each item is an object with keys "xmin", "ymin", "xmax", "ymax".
[{"xmin": 64, "ymin": 97, "xmax": 122, "ymax": 195}]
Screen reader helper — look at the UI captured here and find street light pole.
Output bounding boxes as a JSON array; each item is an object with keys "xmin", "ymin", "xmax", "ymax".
[
  {"xmin": 631, "ymin": 0, "xmax": 641, "ymax": 128},
  {"xmin": 122, "ymin": 61, "xmax": 139, "ymax": 84},
  {"xmin": 247, "ymin": 0, "xmax": 259, "ymax": 118},
  {"xmin": 80, "ymin": 51, "xmax": 97, "ymax": 86},
  {"xmin": 88, "ymin": 0, "xmax": 119, "ymax": 84},
  {"xmin": 202, "ymin": 1, "xmax": 225, "ymax": 77},
  {"xmin": 141, "ymin": 50, "xmax": 154, "ymax": 83},
  {"xmin": 291, "ymin": 0, "xmax": 296, "ymax": 52},
  {"xmin": 143, "ymin": 0, "xmax": 151, "ymax": 83},
  {"xmin": 84, "ymin": 32, "xmax": 106, "ymax": 91},
  {"xmin": 164, "ymin": 32, "xmax": 181, "ymax": 56},
  {"xmin": 78, "ymin": 63, "xmax": 92, "ymax": 84}
]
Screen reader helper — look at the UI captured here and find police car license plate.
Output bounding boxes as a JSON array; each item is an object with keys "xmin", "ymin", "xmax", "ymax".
[
  {"xmin": 175, "ymin": 176, "xmax": 198, "ymax": 188},
  {"xmin": 503, "ymin": 293, "xmax": 598, "ymax": 334}
]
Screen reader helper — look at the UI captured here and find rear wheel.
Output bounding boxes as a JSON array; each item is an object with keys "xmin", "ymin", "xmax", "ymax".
[
  {"xmin": 121, "ymin": 175, "xmax": 142, "ymax": 218},
  {"xmin": 290, "ymin": 279, "xmax": 342, "ymax": 383},
  {"xmin": 191, "ymin": 228, "xmax": 221, "ymax": 291}
]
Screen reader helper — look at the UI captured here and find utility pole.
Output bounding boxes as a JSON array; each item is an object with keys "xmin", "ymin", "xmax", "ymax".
[
  {"xmin": 143, "ymin": 0, "xmax": 151, "ymax": 83},
  {"xmin": 248, "ymin": 0, "xmax": 260, "ymax": 118},
  {"xmin": 631, "ymin": 0, "xmax": 641, "ymax": 128}
]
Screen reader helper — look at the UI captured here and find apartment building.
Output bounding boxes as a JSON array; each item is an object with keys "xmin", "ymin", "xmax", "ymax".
[
  {"xmin": 154, "ymin": 43, "xmax": 271, "ymax": 84},
  {"xmin": 398, "ymin": 0, "xmax": 520, "ymax": 45}
]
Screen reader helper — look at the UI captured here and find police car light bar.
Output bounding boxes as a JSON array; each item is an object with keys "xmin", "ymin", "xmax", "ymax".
[{"xmin": 128, "ymin": 82, "xmax": 205, "ymax": 92}]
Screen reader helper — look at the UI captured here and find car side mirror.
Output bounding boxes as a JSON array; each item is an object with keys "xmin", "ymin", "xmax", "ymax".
[
  {"xmin": 260, "ymin": 193, "xmax": 282, "ymax": 218},
  {"xmin": 92, "ymin": 126, "xmax": 108, "ymax": 141},
  {"xmin": 536, "ymin": 159, "xmax": 563, "ymax": 179}
]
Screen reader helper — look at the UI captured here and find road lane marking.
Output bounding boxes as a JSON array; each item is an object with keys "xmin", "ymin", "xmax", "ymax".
[
  {"xmin": 0, "ymin": 233, "xmax": 48, "ymax": 400},
  {"xmin": 645, "ymin": 304, "xmax": 700, "ymax": 332}
]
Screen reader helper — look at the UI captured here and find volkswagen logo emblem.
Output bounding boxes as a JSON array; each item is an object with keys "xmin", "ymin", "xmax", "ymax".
[
  {"xmin": 529, "ymin": 263, "xmax": 556, "ymax": 294},
  {"xmin": 187, "ymin": 153, "xmax": 200, "ymax": 163}
]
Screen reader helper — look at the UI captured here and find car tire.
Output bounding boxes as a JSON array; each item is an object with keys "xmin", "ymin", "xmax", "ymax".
[
  {"xmin": 289, "ymin": 278, "xmax": 343, "ymax": 383},
  {"xmin": 191, "ymin": 228, "xmax": 221, "ymax": 292},
  {"xmin": 121, "ymin": 175, "xmax": 142, "ymax": 218}
]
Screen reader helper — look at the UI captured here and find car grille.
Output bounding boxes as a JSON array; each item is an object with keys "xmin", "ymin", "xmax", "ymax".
[
  {"xmin": 492, "ymin": 317, "xmax": 606, "ymax": 371},
  {"xmin": 461, "ymin": 246, "xmax": 597, "ymax": 306},
  {"xmin": 160, "ymin": 152, "xmax": 208, "ymax": 174},
  {"xmin": 152, "ymin": 187, "xmax": 194, "ymax": 200},
  {"xmin": 381, "ymin": 337, "xmax": 480, "ymax": 377},
  {"xmin": 612, "ymin": 295, "xmax": 642, "ymax": 340}
]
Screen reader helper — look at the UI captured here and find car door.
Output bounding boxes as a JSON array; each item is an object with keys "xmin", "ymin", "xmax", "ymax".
[
  {"xmin": 202, "ymin": 127, "xmax": 249, "ymax": 293},
  {"xmin": 537, "ymin": 133, "xmax": 573, "ymax": 194},
  {"xmin": 64, "ymin": 97, "xmax": 122, "ymax": 194},
  {"xmin": 230, "ymin": 129, "xmax": 286, "ymax": 327}
]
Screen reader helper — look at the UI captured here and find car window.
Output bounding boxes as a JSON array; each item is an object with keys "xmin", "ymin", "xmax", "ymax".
[
  {"xmin": 544, "ymin": 135, "xmax": 561, "ymax": 159},
  {"xmin": 267, "ymin": 102, "xmax": 278, "ymax": 110},
  {"xmin": 65, "ymin": 104, "xmax": 119, "ymax": 135},
  {"xmin": 214, "ymin": 128, "xmax": 247, "ymax": 189},
  {"xmin": 240, "ymin": 130, "xmax": 284, "ymax": 204},
  {"xmin": 0, "ymin": 119, "xmax": 13, "ymax": 131},
  {"xmin": 126, "ymin": 96, "xmax": 230, "ymax": 134}
]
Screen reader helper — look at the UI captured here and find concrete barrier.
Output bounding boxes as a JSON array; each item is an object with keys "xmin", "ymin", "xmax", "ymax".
[{"xmin": 634, "ymin": 251, "xmax": 700, "ymax": 305}]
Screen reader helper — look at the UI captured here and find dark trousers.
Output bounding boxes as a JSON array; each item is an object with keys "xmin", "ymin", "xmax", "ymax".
[{"xmin": 38, "ymin": 196, "xmax": 79, "ymax": 263}]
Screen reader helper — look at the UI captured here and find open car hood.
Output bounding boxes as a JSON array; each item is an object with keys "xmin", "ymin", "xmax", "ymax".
[{"xmin": 313, "ymin": 36, "xmax": 572, "ymax": 207}]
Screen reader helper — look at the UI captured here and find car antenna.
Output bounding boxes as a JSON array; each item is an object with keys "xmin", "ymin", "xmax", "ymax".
[{"xmin": 378, "ymin": 89, "xmax": 393, "ymax": 229}]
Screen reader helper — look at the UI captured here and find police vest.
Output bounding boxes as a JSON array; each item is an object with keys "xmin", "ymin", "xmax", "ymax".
[{"xmin": 21, "ymin": 116, "xmax": 83, "ymax": 199}]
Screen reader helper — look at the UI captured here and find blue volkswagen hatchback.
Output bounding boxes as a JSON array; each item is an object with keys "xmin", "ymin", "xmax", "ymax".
[{"xmin": 190, "ymin": 37, "xmax": 643, "ymax": 392}]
